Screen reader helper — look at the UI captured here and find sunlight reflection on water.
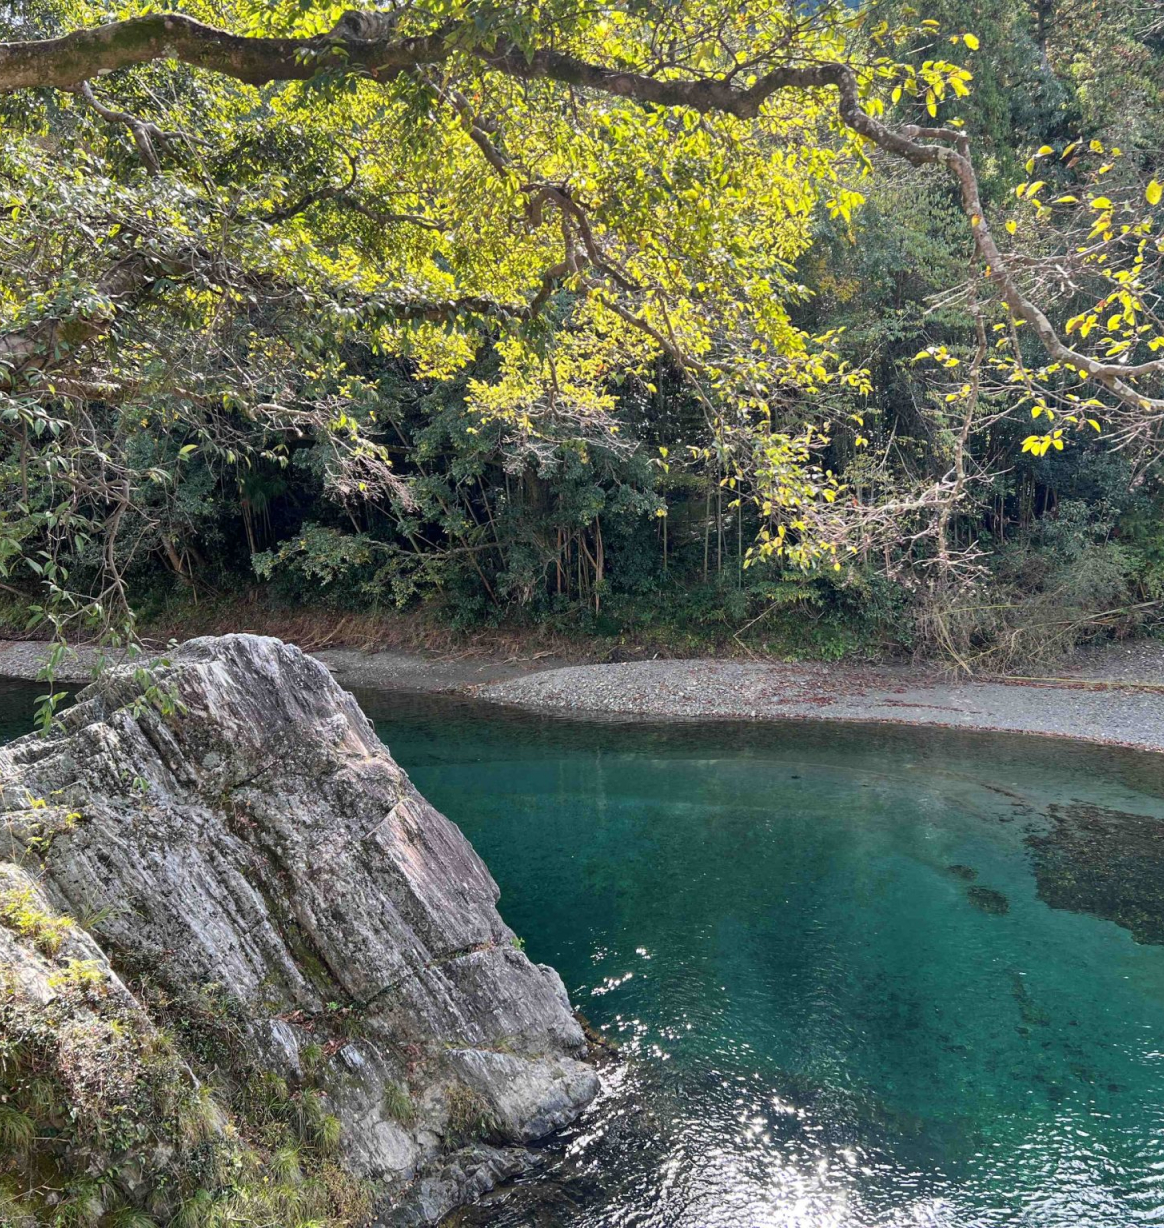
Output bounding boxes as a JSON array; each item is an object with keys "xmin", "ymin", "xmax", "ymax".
[
  {"xmin": 361, "ymin": 696, "xmax": 1164, "ymax": 1228},
  {"xmin": 4, "ymin": 682, "xmax": 1164, "ymax": 1227}
]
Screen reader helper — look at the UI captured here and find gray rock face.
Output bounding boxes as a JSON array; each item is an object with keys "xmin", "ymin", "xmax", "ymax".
[{"xmin": 0, "ymin": 634, "xmax": 597, "ymax": 1220}]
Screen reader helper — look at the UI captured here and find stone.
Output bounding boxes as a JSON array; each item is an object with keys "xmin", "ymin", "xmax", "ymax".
[
  {"xmin": 1026, "ymin": 801, "xmax": 1164, "ymax": 944},
  {"xmin": 966, "ymin": 885, "xmax": 1009, "ymax": 915},
  {"xmin": 0, "ymin": 634, "xmax": 597, "ymax": 1222}
]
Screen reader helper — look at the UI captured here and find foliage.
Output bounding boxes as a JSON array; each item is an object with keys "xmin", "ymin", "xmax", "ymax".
[
  {"xmin": 0, "ymin": 0, "xmax": 1159, "ymax": 671},
  {"xmin": 442, "ymin": 1082, "xmax": 495, "ymax": 1148},
  {"xmin": 381, "ymin": 1081, "xmax": 417, "ymax": 1127},
  {"xmin": 0, "ymin": 884, "xmax": 75, "ymax": 956},
  {"xmin": 0, "ymin": 875, "xmax": 375, "ymax": 1227}
]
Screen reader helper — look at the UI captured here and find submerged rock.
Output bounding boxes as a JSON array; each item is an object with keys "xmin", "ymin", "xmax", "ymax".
[
  {"xmin": 966, "ymin": 886, "xmax": 1009, "ymax": 914},
  {"xmin": 0, "ymin": 634, "xmax": 597, "ymax": 1223},
  {"xmin": 1026, "ymin": 801, "xmax": 1164, "ymax": 944}
]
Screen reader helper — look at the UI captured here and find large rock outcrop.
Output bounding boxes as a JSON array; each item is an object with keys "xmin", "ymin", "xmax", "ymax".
[{"xmin": 0, "ymin": 635, "xmax": 597, "ymax": 1223}]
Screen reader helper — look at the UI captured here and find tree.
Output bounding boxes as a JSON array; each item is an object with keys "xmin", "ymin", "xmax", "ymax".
[{"xmin": 1, "ymin": 0, "xmax": 1161, "ymax": 651}]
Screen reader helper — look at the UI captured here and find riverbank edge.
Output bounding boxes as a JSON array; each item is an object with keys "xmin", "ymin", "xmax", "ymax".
[{"xmin": 2, "ymin": 637, "xmax": 1163, "ymax": 754}]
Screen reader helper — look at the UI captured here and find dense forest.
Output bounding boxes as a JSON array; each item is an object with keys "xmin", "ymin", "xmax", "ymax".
[{"xmin": 2, "ymin": 0, "xmax": 1163, "ymax": 671}]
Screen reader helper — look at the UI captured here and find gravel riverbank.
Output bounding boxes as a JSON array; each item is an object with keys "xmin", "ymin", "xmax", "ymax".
[
  {"xmin": 0, "ymin": 639, "xmax": 568, "ymax": 689},
  {"xmin": 476, "ymin": 656, "xmax": 1164, "ymax": 752},
  {"xmin": 2, "ymin": 637, "xmax": 1162, "ymax": 752}
]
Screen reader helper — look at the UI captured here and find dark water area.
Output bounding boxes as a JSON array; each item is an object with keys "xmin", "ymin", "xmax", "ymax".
[
  {"xmin": 0, "ymin": 680, "xmax": 54, "ymax": 744},
  {"xmin": 356, "ymin": 693, "xmax": 1164, "ymax": 1228},
  {"xmin": 5, "ymin": 681, "xmax": 1164, "ymax": 1225}
]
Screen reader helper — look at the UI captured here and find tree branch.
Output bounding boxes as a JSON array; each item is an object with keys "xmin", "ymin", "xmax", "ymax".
[
  {"xmin": 0, "ymin": 249, "xmax": 541, "ymax": 392},
  {"xmin": 75, "ymin": 81, "xmax": 167, "ymax": 173},
  {"xmin": 0, "ymin": 12, "xmax": 451, "ymax": 91},
  {"xmin": 2, "ymin": 10, "xmax": 1160, "ymax": 411},
  {"xmin": 257, "ymin": 155, "xmax": 445, "ymax": 230},
  {"xmin": 0, "ymin": 252, "xmax": 177, "ymax": 388}
]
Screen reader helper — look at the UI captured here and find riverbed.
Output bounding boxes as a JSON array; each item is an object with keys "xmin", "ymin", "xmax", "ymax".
[{"xmin": 359, "ymin": 691, "xmax": 1164, "ymax": 1227}]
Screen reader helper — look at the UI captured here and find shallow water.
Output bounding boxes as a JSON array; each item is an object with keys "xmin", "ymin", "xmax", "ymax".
[
  {"xmin": 5, "ymin": 682, "xmax": 1164, "ymax": 1226},
  {"xmin": 355, "ymin": 693, "xmax": 1164, "ymax": 1228}
]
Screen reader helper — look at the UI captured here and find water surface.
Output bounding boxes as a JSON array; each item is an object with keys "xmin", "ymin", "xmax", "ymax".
[
  {"xmin": 355, "ymin": 693, "xmax": 1164, "ymax": 1228},
  {"xmin": 0, "ymin": 680, "xmax": 48, "ymax": 745}
]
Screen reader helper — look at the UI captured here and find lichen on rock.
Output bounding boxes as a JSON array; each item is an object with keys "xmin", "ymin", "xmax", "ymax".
[{"xmin": 0, "ymin": 634, "xmax": 597, "ymax": 1224}]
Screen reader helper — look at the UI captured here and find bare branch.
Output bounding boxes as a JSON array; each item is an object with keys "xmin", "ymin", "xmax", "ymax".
[
  {"xmin": 258, "ymin": 155, "xmax": 445, "ymax": 230},
  {"xmin": 74, "ymin": 80, "xmax": 181, "ymax": 175}
]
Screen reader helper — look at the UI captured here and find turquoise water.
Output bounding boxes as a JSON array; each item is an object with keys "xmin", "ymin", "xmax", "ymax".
[
  {"xmin": 355, "ymin": 693, "xmax": 1164, "ymax": 1228},
  {"xmin": 6, "ymin": 682, "xmax": 1164, "ymax": 1225}
]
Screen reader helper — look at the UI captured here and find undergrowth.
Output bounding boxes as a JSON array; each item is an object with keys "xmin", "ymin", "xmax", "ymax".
[{"xmin": 0, "ymin": 877, "xmax": 375, "ymax": 1228}]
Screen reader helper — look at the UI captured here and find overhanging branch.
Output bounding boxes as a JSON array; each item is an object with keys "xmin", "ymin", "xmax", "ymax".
[
  {"xmin": 0, "ymin": 251, "xmax": 542, "ymax": 393},
  {"xmin": 2, "ymin": 9, "xmax": 1160, "ymax": 412},
  {"xmin": 0, "ymin": 12, "xmax": 451, "ymax": 90}
]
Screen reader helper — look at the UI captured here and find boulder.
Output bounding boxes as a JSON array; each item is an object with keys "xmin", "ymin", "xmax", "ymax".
[{"xmin": 0, "ymin": 634, "xmax": 597, "ymax": 1222}]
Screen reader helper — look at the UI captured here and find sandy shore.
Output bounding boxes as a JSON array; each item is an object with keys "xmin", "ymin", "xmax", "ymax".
[{"xmin": 2, "ymin": 636, "xmax": 1162, "ymax": 753}]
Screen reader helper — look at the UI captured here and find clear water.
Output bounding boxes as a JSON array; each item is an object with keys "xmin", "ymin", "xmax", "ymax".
[
  {"xmin": 0, "ymin": 680, "xmax": 49, "ymax": 745},
  {"xmin": 6, "ymin": 682, "xmax": 1164, "ymax": 1226},
  {"xmin": 353, "ymin": 692, "xmax": 1164, "ymax": 1228}
]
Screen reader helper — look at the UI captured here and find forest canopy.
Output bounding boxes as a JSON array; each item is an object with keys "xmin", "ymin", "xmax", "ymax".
[{"xmin": 1, "ymin": 0, "xmax": 1162, "ymax": 670}]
